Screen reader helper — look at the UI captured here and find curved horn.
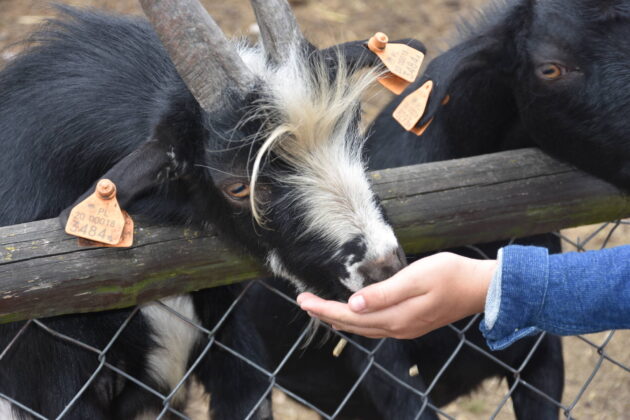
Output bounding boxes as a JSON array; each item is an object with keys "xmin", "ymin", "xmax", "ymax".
[
  {"xmin": 250, "ymin": 0, "xmax": 305, "ymax": 64},
  {"xmin": 139, "ymin": 0, "xmax": 256, "ymax": 112}
]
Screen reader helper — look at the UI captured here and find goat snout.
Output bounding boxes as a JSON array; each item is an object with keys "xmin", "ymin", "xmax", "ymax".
[{"xmin": 358, "ymin": 246, "xmax": 406, "ymax": 286}]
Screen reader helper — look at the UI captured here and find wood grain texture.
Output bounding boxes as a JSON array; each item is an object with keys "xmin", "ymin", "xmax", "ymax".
[{"xmin": 1, "ymin": 148, "xmax": 628, "ymax": 323}]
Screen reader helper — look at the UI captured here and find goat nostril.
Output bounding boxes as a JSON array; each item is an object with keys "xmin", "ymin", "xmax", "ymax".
[{"xmin": 358, "ymin": 246, "xmax": 406, "ymax": 285}]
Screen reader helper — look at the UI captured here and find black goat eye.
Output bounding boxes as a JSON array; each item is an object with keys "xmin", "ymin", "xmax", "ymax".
[
  {"xmin": 225, "ymin": 182, "xmax": 250, "ymax": 199},
  {"xmin": 536, "ymin": 63, "xmax": 566, "ymax": 80}
]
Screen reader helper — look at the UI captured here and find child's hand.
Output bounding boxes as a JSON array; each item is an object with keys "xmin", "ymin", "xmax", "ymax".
[{"xmin": 297, "ymin": 252, "xmax": 497, "ymax": 339}]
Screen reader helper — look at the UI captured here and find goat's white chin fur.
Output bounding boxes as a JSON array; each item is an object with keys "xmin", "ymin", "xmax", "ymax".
[{"xmin": 0, "ymin": 398, "xmax": 19, "ymax": 420}]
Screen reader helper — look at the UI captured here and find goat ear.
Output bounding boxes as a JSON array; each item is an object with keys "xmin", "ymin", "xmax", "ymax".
[
  {"xmin": 411, "ymin": 36, "xmax": 502, "ymax": 128},
  {"xmin": 320, "ymin": 38, "xmax": 427, "ymax": 73},
  {"xmin": 58, "ymin": 139, "xmax": 183, "ymax": 227}
]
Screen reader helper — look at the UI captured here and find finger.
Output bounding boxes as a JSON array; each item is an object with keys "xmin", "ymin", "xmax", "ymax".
[
  {"xmin": 296, "ymin": 292, "xmax": 319, "ymax": 306},
  {"xmin": 299, "ymin": 296, "xmax": 401, "ymax": 332},
  {"xmin": 319, "ymin": 294, "xmax": 442, "ymax": 339},
  {"xmin": 299, "ymin": 296, "xmax": 365, "ymax": 326},
  {"xmin": 348, "ymin": 259, "xmax": 431, "ymax": 313},
  {"xmin": 299, "ymin": 290, "xmax": 442, "ymax": 336},
  {"xmin": 326, "ymin": 321, "xmax": 390, "ymax": 338},
  {"xmin": 323, "ymin": 313, "xmax": 431, "ymax": 340},
  {"xmin": 299, "ymin": 293, "xmax": 413, "ymax": 332}
]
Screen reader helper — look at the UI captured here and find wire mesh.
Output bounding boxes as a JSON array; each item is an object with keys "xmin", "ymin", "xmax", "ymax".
[{"xmin": 0, "ymin": 220, "xmax": 628, "ymax": 420}]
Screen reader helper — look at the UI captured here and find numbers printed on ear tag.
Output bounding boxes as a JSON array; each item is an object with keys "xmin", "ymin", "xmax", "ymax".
[
  {"xmin": 65, "ymin": 179, "xmax": 132, "ymax": 246},
  {"xmin": 368, "ymin": 32, "xmax": 425, "ymax": 95},
  {"xmin": 76, "ymin": 211, "xmax": 134, "ymax": 248},
  {"xmin": 393, "ymin": 80, "xmax": 434, "ymax": 134}
]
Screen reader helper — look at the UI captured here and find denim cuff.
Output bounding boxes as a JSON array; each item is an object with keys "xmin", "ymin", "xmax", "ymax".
[
  {"xmin": 483, "ymin": 249, "xmax": 503, "ymax": 331},
  {"xmin": 480, "ymin": 245, "xmax": 549, "ymax": 351}
]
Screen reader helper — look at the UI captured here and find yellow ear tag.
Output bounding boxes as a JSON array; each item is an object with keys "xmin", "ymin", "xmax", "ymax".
[
  {"xmin": 77, "ymin": 211, "xmax": 134, "ymax": 248},
  {"xmin": 368, "ymin": 32, "xmax": 425, "ymax": 95},
  {"xmin": 65, "ymin": 179, "xmax": 127, "ymax": 245},
  {"xmin": 393, "ymin": 80, "xmax": 434, "ymax": 134}
]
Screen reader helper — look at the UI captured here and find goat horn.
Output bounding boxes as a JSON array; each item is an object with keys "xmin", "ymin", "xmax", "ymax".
[
  {"xmin": 139, "ymin": 0, "xmax": 256, "ymax": 112},
  {"xmin": 250, "ymin": 0, "xmax": 305, "ymax": 64}
]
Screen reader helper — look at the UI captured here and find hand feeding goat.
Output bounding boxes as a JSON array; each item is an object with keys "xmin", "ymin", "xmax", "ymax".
[
  {"xmin": 0, "ymin": 0, "xmax": 421, "ymax": 418},
  {"xmin": 215, "ymin": 0, "xmax": 630, "ymax": 417},
  {"xmin": 240, "ymin": 0, "xmax": 630, "ymax": 418},
  {"xmin": 365, "ymin": 0, "xmax": 628, "ymax": 416}
]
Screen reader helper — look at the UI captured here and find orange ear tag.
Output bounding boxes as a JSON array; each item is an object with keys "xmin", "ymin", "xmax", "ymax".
[
  {"xmin": 76, "ymin": 211, "xmax": 134, "ymax": 248},
  {"xmin": 368, "ymin": 32, "xmax": 425, "ymax": 95},
  {"xmin": 393, "ymin": 80, "xmax": 434, "ymax": 134},
  {"xmin": 410, "ymin": 118, "xmax": 433, "ymax": 136},
  {"xmin": 65, "ymin": 179, "xmax": 128, "ymax": 245}
]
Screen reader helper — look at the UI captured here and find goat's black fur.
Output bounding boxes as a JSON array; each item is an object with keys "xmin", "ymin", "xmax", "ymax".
[
  {"xmin": 366, "ymin": 0, "xmax": 630, "ymax": 188},
  {"xmin": 0, "ymin": 8, "xmax": 207, "ymax": 227},
  {"xmin": 0, "ymin": 13, "xmax": 270, "ymax": 416},
  {"xmin": 6, "ymin": 0, "xmax": 625, "ymax": 417},
  {"xmin": 233, "ymin": 0, "xmax": 630, "ymax": 417},
  {"xmin": 0, "ymin": 6, "xmax": 417, "ymax": 419}
]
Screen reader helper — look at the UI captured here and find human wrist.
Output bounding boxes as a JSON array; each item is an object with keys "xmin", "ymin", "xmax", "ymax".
[{"xmin": 457, "ymin": 257, "xmax": 497, "ymax": 316}]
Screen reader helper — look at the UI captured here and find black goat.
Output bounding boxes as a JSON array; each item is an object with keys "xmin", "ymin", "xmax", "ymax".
[
  {"xmin": 367, "ymin": 0, "xmax": 630, "ymax": 189},
  {"xmin": 0, "ymin": 1, "xmax": 423, "ymax": 418}
]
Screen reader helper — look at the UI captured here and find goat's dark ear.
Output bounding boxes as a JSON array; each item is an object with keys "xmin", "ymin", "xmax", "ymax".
[
  {"xmin": 320, "ymin": 38, "xmax": 427, "ymax": 72},
  {"xmin": 58, "ymin": 139, "xmax": 184, "ymax": 227},
  {"xmin": 412, "ymin": 36, "xmax": 502, "ymax": 128}
]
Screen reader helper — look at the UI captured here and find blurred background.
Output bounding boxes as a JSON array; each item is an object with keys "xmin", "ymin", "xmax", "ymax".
[
  {"xmin": 0, "ymin": 0, "xmax": 482, "ymax": 121},
  {"xmin": 1, "ymin": 0, "xmax": 628, "ymax": 418}
]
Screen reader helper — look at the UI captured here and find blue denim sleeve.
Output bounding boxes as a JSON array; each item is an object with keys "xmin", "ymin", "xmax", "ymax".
[{"xmin": 479, "ymin": 245, "xmax": 630, "ymax": 351}]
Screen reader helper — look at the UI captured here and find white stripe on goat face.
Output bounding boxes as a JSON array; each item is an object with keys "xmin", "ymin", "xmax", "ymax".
[
  {"xmin": 267, "ymin": 250, "xmax": 309, "ymax": 292},
  {"xmin": 287, "ymin": 138, "xmax": 399, "ymax": 293},
  {"xmin": 239, "ymin": 43, "xmax": 401, "ymax": 294}
]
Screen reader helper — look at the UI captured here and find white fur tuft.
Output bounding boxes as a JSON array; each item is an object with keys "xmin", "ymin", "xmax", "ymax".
[
  {"xmin": 240, "ymin": 43, "xmax": 399, "ymax": 293},
  {"xmin": 141, "ymin": 295, "xmax": 201, "ymax": 407}
]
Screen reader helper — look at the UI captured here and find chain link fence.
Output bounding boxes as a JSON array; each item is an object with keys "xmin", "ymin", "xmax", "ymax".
[
  {"xmin": 1, "ymin": 220, "xmax": 628, "ymax": 420},
  {"xmin": 0, "ymin": 0, "xmax": 628, "ymax": 418}
]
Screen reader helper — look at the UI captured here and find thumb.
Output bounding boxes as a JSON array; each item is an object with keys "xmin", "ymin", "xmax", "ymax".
[{"xmin": 348, "ymin": 262, "xmax": 427, "ymax": 313}]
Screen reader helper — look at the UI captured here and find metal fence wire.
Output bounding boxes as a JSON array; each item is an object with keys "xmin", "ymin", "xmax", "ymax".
[{"xmin": 1, "ymin": 220, "xmax": 629, "ymax": 420}]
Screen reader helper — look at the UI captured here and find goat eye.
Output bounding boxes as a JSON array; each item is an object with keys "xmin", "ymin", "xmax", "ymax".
[
  {"xmin": 536, "ymin": 63, "xmax": 566, "ymax": 80},
  {"xmin": 225, "ymin": 183, "xmax": 250, "ymax": 199}
]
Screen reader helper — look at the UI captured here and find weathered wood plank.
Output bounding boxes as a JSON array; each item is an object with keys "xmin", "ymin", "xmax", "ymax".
[
  {"xmin": 374, "ymin": 149, "xmax": 628, "ymax": 252},
  {"xmin": 0, "ymin": 148, "xmax": 628, "ymax": 323}
]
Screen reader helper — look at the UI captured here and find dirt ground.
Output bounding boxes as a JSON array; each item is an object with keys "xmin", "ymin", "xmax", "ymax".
[{"xmin": 1, "ymin": 0, "xmax": 628, "ymax": 419}]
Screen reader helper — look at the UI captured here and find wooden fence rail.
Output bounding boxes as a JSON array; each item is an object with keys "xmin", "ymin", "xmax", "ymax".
[{"xmin": 1, "ymin": 148, "xmax": 628, "ymax": 324}]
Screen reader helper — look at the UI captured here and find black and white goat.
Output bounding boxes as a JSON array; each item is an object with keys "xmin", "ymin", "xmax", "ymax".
[
  {"xmin": 241, "ymin": 0, "xmax": 630, "ymax": 418},
  {"xmin": 261, "ymin": 0, "xmax": 630, "ymax": 418},
  {"xmin": 0, "ymin": 0, "xmax": 422, "ymax": 418}
]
